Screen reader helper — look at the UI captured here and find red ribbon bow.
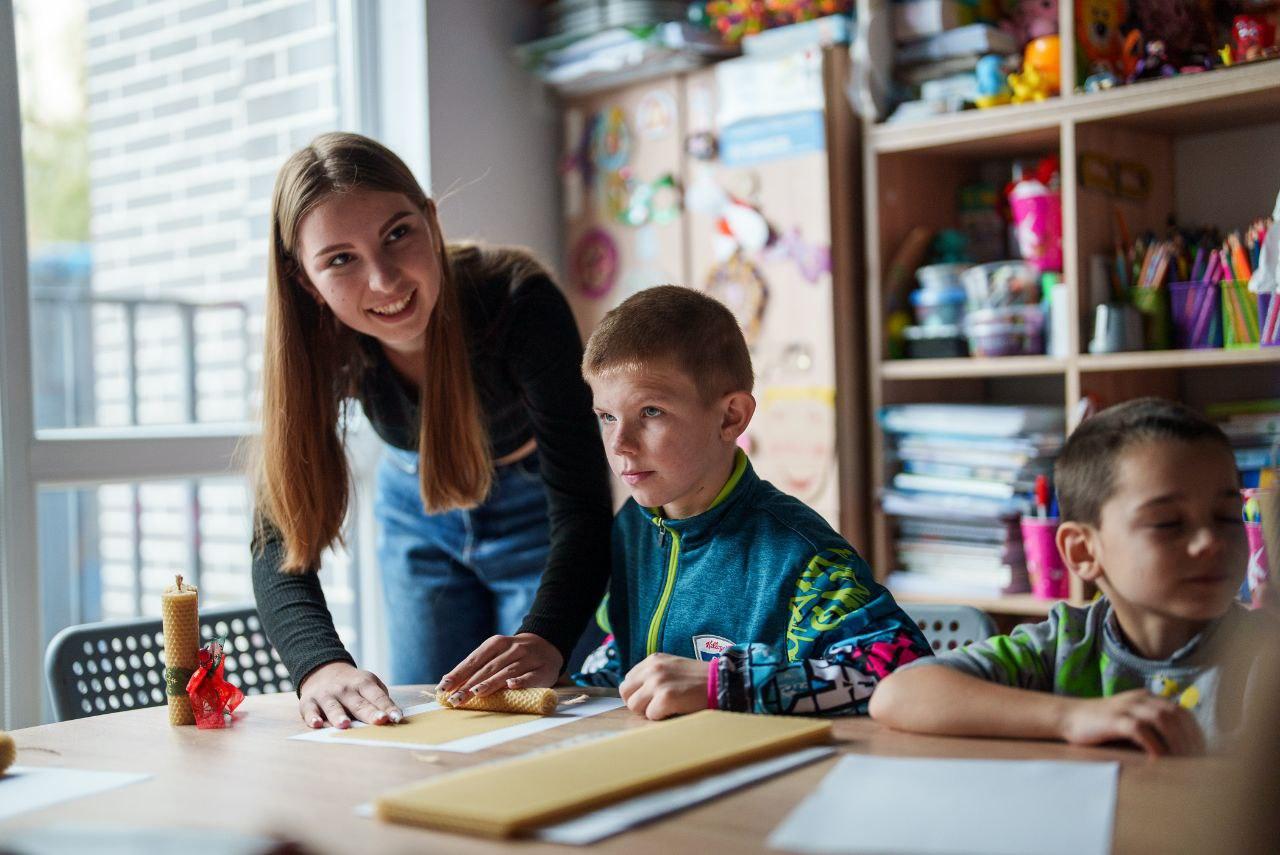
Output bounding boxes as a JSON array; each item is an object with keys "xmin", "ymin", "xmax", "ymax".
[{"xmin": 186, "ymin": 638, "xmax": 244, "ymax": 729}]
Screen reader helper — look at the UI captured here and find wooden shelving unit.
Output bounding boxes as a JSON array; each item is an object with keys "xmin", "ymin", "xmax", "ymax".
[{"xmin": 863, "ymin": 12, "xmax": 1280, "ymax": 617}]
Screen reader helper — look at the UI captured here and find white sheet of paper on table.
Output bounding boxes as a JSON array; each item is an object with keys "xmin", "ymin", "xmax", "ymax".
[
  {"xmin": 768, "ymin": 755, "xmax": 1119, "ymax": 855},
  {"xmin": 290, "ymin": 696, "xmax": 625, "ymax": 753},
  {"xmin": 0, "ymin": 766, "xmax": 150, "ymax": 822},
  {"xmin": 355, "ymin": 746, "xmax": 836, "ymax": 844}
]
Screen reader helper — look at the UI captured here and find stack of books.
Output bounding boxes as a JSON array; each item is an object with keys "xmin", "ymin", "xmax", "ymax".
[
  {"xmin": 880, "ymin": 403, "xmax": 1065, "ymax": 598},
  {"xmin": 1207, "ymin": 400, "xmax": 1280, "ymax": 489},
  {"xmin": 889, "ymin": 0, "xmax": 1015, "ymax": 123}
]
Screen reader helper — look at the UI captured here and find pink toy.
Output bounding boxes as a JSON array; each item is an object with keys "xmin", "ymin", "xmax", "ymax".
[{"xmin": 1004, "ymin": 0, "xmax": 1059, "ymax": 46}]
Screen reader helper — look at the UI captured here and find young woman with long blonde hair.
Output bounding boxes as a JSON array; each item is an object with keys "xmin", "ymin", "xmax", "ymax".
[{"xmin": 252, "ymin": 132, "xmax": 612, "ymax": 728}]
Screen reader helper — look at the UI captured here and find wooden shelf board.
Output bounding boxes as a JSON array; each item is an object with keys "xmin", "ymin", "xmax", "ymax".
[
  {"xmin": 881, "ymin": 355, "xmax": 1068, "ymax": 380},
  {"xmin": 870, "ymin": 61, "xmax": 1280, "ymax": 155},
  {"xmin": 871, "ymin": 100, "xmax": 1062, "ymax": 156},
  {"xmin": 1077, "ymin": 347, "xmax": 1280, "ymax": 373},
  {"xmin": 894, "ymin": 590, "xmax": 1081, "ymax": 617}
]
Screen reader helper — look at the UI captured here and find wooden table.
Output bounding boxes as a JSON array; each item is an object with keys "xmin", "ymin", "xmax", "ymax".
[{"xmin": 1, "ymin": 687, "xmax": 1235, "ymax": 854}]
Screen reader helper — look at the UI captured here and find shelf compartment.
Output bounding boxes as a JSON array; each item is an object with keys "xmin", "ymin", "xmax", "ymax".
[{"xmin": 894, "ymin": 590, "xmax": 1083, "ymax": 618}]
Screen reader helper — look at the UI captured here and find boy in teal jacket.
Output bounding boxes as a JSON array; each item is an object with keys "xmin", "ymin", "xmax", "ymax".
[{"xmin": 573, "ymin": 286, "xmax": 929, "ymax": 718}]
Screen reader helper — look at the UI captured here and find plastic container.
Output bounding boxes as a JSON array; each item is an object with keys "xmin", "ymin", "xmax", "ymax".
[
  {"xmin": 960, "ymin": 260, "xmax": 1040, "ymax": 309},
  {"xmin": 1221, "ymin": 280, "xmax": 1260, "ymax": 349},
  {"xmin": 1021, "ymin": 516, "xmax": 1069, "ymax": 600},
  {"xmin": 915, "ymin": 262, "xmax": 971, "ymax": 292},
  {"xmin": 1259, "ymin": 292, "xmax": 1279, "ymax": 347},
  {"xmin": 964, "ymin": 305, "xmax": 1044, "ymax": 356},
  {"xmin": 910, "ymin": 287, "xmax": 966, "ymax": 326},
  {"xmin": 1169, "ymin": 280, "xmax": 1222, "ymax": 349},
  {"xmin": 903, "ymin": 323, "xmax": 967, "ymax": 359}
]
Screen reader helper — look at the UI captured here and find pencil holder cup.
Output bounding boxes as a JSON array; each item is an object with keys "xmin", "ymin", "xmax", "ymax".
[
  {"xmin": 1131, "ymin": 285, "xmax": 1171, "ymax": 350},
  {"xmin": 1020, "ymin": 516, "xmax": 1069, "ymax": 600},
  {"xmin": 1260, "ymin": 293, "xmax": 1279, "ymax": 347},
  {"xmin": 1221, "ymin": 280, "xmax": 1260, "ymax": 349},
  {"xmin": 1169, "ymin": 281, "xmax": 1222, "ymax": 349}
]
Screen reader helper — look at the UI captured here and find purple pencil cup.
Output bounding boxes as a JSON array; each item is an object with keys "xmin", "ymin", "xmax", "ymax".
[
  {"xmin": 1169, "ymin": 280, "xmax": 1222, "ymax": 349},
  {"xmin": 1261, "ymin": 293, "xmax": 1279, "ymax": 348}
]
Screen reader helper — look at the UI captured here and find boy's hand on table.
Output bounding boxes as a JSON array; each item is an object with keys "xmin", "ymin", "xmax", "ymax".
[
  {"xmin": 298, "ymin": 661, "xmax": 403, "ymax": 729},
  {"xmin": 438, "ymin": 633, "xmax": 564, "ymax": 705},
  {"xmin": 1059, "ymin": 689, "xmax": 1205, "ymax": 757},
  {"xmin": 620, "ymin": 653, "xmax": 709, "ymax": 720}
]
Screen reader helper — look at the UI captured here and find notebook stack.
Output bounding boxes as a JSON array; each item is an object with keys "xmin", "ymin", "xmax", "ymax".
[
  {"xmin": 880, "ymin": 403, "xmax": 1065, "ymax": 598},
  {"xmin": 1207, "ymin": 399, "xmax": 1280, "ymax": 489}
]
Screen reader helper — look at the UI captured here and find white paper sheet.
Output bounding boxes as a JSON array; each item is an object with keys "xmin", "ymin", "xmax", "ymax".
[
  {"xmin": 354, "ymin": 746, "xmax": 836, "ymax": 843},
  {"xmin": 0, "ymin": 767, "xmax": 150, "ymax": 822},
  {"xmin": 289, "ymin": 696, "xmax": 625, "ymax": 753},
  {"xmin": 768, "ymin": 755, "xmax": 1118, "ymax": 855}
]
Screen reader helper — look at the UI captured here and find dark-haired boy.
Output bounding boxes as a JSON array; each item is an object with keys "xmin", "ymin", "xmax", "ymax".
[
  {"xmin": 871, "ymin": 397, "xmax": 1273, "ymax": 754},
  {"xmin": 573, "ymin": 285, "xmax": 930, "ymax": 718}
]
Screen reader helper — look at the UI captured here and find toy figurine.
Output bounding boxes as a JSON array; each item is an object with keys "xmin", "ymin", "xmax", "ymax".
[
  {"xmin": 1024, "ymin": 34, "xmax": 1062, "ymax": 93},
  {"xmin": 1075, "ymin": 0, "xmax": 1128, "ymax": 77},
  {"xmin": 975, "ymin": 54, "xmax": 1012, "ymax": 107},
  {"xmin": 1003, "ymin": 0, "xmax": 1059, "ymax": 46},
  {"xmin": 1233, "ymin": 14, "xmax": 1278, "ymax": 63}
]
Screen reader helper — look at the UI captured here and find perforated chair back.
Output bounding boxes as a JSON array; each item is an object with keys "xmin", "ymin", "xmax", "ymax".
[
  {"xmin": 45, "ymin": 604, "xmax": 292, "ymax": 722},
  {"xmin": 903, "ymin": 603, "xmax": 998, "ymax": 654}
]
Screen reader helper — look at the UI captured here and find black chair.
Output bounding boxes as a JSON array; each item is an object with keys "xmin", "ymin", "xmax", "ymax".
[{"xmin": 45, "ymin": 603, "xmax": 291, "ymax": 721}]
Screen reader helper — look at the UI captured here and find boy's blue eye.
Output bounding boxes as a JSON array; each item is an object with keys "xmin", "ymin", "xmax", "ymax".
[
  {"xmin": 387, "ymin": 224, "xmax": 409, "ymax": 242},
  {"xmin": 597, "ymin": 412, "xmax": 616, "ymax": 423},
  {"xmin": 641, "ymin": 406, "xmax": 662, "ymax": 417}
]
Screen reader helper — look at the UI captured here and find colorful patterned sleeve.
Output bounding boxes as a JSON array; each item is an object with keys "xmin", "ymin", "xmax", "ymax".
[
  {"xmin": 714, "ymin": 549, "xmax": 933, "ymax": 715},
  {"xmin": 570, "ymin": 634, "xmax": 623, "ymax": 689},
  {"xmin": 904, "ymin": 604, "xmax": 1068, "ymax": 691}
]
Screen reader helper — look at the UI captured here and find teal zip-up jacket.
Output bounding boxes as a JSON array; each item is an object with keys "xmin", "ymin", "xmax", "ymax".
[{"xmin": 574, "ymin": 452, "xmax": 932, "ymax": 714}]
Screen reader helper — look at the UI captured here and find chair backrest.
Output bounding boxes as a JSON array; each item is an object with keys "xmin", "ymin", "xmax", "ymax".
[
  {"xmin": 45, "ymin": 604, "xmax": 291, "ymax": 722},
  {"xmin": 902, "ymin": 603, "xmax": 997, "ymax": 654}
]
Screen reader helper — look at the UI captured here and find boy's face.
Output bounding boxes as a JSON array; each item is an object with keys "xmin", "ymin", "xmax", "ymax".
[
  {"xmin": 1087, "ymin": 438, "xmax": 1246, "ymax": 625},
  {"xmin": 588, "ymin": 363, "xmax": 745, "ymax": 519}
]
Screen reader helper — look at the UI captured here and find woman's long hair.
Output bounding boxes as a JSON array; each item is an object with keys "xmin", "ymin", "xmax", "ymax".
[{"xmin": 255, "ymin": 132, "xmax": 492, "ymax": 573}]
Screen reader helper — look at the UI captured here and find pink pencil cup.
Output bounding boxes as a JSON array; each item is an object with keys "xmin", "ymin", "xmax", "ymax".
[
  {"xmin": 1021, "ymin": 516, "xmax": 1069, "ymax": 599},
  {"xmin": 1245, "ymin": 521, "xmax": 1270, "ymax": 609}
]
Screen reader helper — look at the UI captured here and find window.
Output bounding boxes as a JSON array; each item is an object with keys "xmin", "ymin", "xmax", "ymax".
[{"xmin": 1, "ymin": 0, "xmax": 425, "ymax": 727}]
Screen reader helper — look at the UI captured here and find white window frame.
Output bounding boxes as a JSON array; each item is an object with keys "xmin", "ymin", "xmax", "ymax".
[{"xmin": 0, "ymin": 0, "xmax": 429, "ymax": 729}]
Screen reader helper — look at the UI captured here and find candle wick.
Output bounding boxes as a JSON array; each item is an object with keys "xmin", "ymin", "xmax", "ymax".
[{"xmin": 175, "ymin": 574, "xmax": 184, "ymax": 592}]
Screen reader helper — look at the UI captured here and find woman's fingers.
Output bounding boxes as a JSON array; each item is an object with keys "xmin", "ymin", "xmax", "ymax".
[
  {"xmin": 358, "ymin": 678, "xmax": 403, "ymax": 723},
  {"xmin": 299, "ymin": 698, "xmax": 325, "ymax": 729},
  {"xmin": 438, "ymin": 635, "xmax": 511, "ymax": 695},
  {"xmin": 319, "ymin": 696, "xmax": 352, "ymax": 730}
]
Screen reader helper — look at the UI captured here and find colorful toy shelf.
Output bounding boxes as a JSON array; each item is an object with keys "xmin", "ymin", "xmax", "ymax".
[{"xmin": 864, "ymin": 30, "xmax": 1280, "ymax": 617}]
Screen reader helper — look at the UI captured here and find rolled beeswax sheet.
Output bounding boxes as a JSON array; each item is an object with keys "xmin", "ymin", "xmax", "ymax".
[
  {"xmin": 375, "ymin": 709, "xmax": 832, "ymax": 838},
  {"xmin": 160, "ymin": 575, "xmax": 199, "ymax": 726},
  {"xmin": 334, "ymin": 708, "xmax": 548, "ymax": 745}
]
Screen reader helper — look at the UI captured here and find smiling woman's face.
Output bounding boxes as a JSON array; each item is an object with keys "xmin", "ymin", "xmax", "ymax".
[{"xmin": 294, "ymin": 189, "xmax": 440, "ymax": 354}]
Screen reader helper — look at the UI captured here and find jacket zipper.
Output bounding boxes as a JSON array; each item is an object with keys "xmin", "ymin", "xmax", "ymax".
[{"xmin": 645, "ymin": 520, "xmax": 681, "ymax": 657}]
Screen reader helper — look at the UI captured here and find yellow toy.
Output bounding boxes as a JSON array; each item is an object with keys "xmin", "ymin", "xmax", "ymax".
[{"xmin": 1008, "ymin": 35, "xmax": 1062, "ymax": 103}]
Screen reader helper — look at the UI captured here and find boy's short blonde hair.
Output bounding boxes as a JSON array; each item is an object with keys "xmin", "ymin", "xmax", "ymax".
[{"xmin": 583, "ymin": 285, "xmax": 754, "ymax": 401}]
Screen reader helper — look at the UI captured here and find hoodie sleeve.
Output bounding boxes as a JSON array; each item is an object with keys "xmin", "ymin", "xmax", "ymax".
[
  {"xmin": 570, "ymin": 634, "xmax": 624, "ymax": 688},
  {"xmin": 713, "ymin": 548, "xmax": 932, "ymax": 715}
]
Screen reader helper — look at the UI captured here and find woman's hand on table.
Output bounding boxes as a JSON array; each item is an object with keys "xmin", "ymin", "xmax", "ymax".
[
  {"xmin": 437, "ymin": 633, "xmax": 564, "ymax": 705},
  {"xmin": 298, "ymin": 661, "xmax": 404, "ymax": 729}
]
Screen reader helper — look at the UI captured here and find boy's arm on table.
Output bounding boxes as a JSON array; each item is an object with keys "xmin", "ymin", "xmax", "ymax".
[
  {"xmin": 869, "ymin": 612, "xmax": 1205, "ymax": 756},
  {"xmin": 715, "ymin": 548, "xmax": 933, "ymax": 716}
]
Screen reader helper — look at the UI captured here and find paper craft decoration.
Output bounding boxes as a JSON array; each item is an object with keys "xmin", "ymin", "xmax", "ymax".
[
  {"xmin": 591, "ymin": 106, "xmax": 631, "ymax": 171},
  {"xmin": 570, "ymin": 228, "xmax": 618, "ymax": 299},
  {"xmin": 374, "ymin": 709, "xmax": 831, "ymax": 838},
  {"xmin": 706, "ymin": 252, "xmax": 769, "ymax": 346},
  {"xmin": 160, "ymin": 575, "xmax": 198, "ymax": 726},
  {"xmin": 758, "ymin": 386, "xmax": 837, "ymax": 503}
]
